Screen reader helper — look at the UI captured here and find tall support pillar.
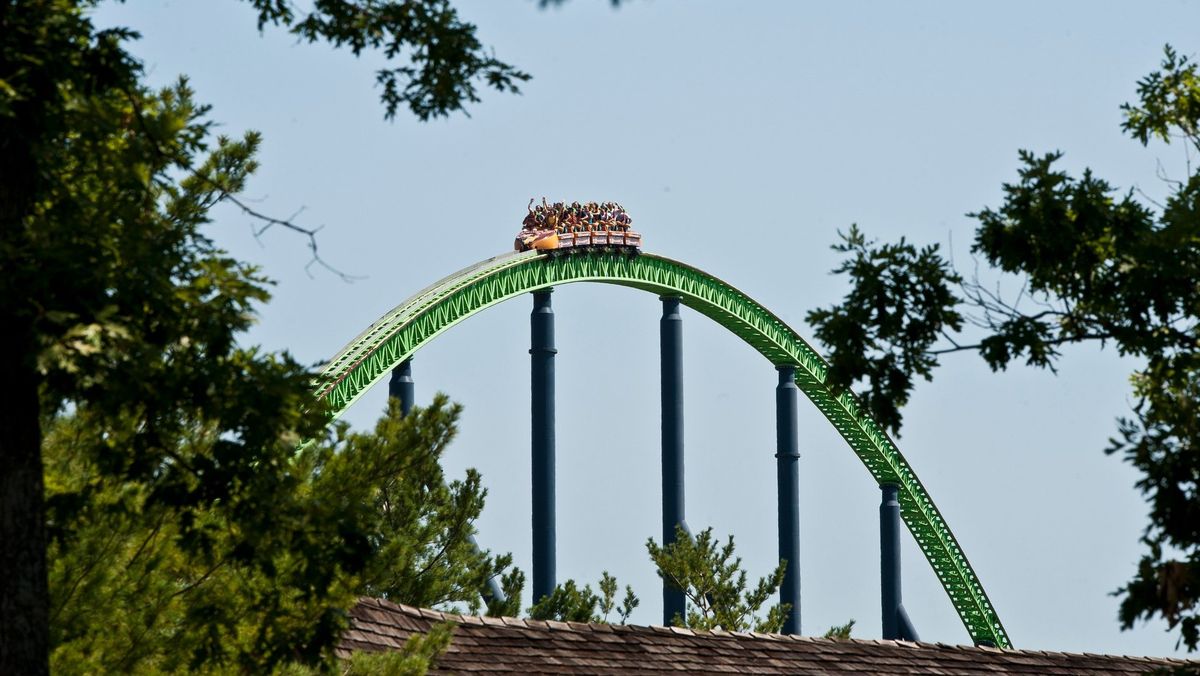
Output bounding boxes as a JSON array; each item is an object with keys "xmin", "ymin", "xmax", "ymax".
[
  {"xmin": 388, "ymin": 359, "xmax": 415, "ymax": 416},
  {"xmin": 660, "ymin": 297, "xmax": 686, "ymax": 625},
  {"xmin": 880, "ymin": 483, "xmax": 920, "ymax": 641},
  {"xmin": 530, "ymin": 290, "xmax": 557, "ymax": 603},
  {"xmin": 775, "ymin": 365, "xmax": 801, "ymax": 635},
  {"xmin": 880, "ymin": 483, "xmax": 902, "ymax": 639}
]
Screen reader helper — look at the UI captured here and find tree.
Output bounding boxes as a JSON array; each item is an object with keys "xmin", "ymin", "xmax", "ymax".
[
  {"xmin": 46, "ymin": 408, "xmax": 360, "ymax": 672},
  {"xmin": 806, "ymin": 46, "xmax": 1200, "ymax": 651},
  {"xmin": 527, "ymin": 573, "xmax": 640, "ymax": 624},
  {"xmin": 337, "ymin": 397, "xmax": 517, "ymax": 612},
  {"xmin": 823, "ymin": 619, "xmax": 856, "ymax": 640},
  {"xmin": 285, "ymin": 626, "xmax": 454, "ymax": 676},
  {"xmin": 1, "ymin": 2, "xmax": 527, "ymax": 672},
  {"xmin": 46, "ymin": 397, "xmax": 513, "ymax": 672},
  {"xmin": 244, "ymin": 0, "xmax": 529, "ymax": 122},
  {"xmin": 647, "ymin": 526, "xmax": 789, "ymax": 633},
  {"xmin": 285, "ymin": 625, "xmax": 453, "ymax": 676}
]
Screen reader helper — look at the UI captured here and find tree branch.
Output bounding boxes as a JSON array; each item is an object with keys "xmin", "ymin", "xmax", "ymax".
[{"xmin": 121, "ymin": 86, "xmax": 361, "ymax": 283}]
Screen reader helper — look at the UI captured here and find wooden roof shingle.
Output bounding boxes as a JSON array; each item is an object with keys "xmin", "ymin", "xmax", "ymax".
[{"xmin": 339, "ymin": 598, "xmax": 1195, "ymax": 675}]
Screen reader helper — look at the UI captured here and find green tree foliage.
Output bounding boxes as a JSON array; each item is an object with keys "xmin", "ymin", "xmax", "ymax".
[
  {"xmin": 46, "ymin": 410, "xmax": 351, "ymax": 673},
  {"xmin": 806, "ymin": 46, "xmax": 1200, "ymax": 650},
  {"xmin": 334, "ymin": 397, "xmax": 515, "ymax": 611},
  {"xmin": 647, "ymin": 526, "xmax": 789, "ymax": 633},
  {"xmin": 245, "ymin": 0, "xmax": 529, "ymax": 121},
  {"xmin": 283, "ymin": 624, "xmax": 454, "ymax": 676},
  {"xmin": 46, "ymin": 398, "xmax": 509, "ymax": 672},
  {"xmin": 806, "ymin": 224, "xmax": 963, "ymax": 431},
  {"xmin": 823, "ymin": 619, "xmax": 856, "ymax": 640},
  {"xmin": 527, "ymin": 573, "xmax": 639, "ymax": 624},
  {"xmin": 480, "ymin": 568, "xmax": 526, "ymax": 618},
  {"xmin": 0, "ymin": 2, "xmax": 526, "ymax": 672}
]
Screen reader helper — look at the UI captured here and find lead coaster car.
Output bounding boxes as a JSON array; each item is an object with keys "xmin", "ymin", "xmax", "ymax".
[{"xmin": 515, "ymin": 228, "xmax": 560, "ymax": 251}]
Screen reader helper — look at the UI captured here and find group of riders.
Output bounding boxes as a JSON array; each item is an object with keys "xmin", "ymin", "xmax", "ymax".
[{"xmin": 521, "ymin": 199, "xmax": 634, "ymax": 234}]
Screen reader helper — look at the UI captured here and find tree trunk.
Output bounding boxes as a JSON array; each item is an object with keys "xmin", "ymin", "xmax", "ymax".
[
  {"xmin": 0, "ymin": 3, "xmax": 50, "ymax": 665},
  {"xmin": 0, "ymin": 124, "xmax": 49, "ymax": 676},
  {"xmin": 0, "ymin": 333, "xmax": 48, "ymax": 674}
]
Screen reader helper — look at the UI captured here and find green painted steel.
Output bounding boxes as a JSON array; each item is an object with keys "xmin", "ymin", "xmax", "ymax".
[{"xmin": 313, "ymin": 250, "xmax": 1012, "ymax": 648}]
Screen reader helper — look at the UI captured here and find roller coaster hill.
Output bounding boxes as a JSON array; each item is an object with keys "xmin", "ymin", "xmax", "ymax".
[{"xmin": 315, "ymin": 199, "xmax": 1010, "ymax": 649}]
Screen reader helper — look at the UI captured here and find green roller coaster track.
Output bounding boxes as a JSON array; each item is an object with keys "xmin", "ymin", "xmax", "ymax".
[{"xmin": 313, "ymin": 249, "xmax": 1011, "ymax": 648}]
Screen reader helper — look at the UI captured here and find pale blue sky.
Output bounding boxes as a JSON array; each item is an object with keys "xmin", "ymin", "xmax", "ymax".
[{"xmin": 96, "ymin": 0, "xmax": 1200, "ymax": 657}]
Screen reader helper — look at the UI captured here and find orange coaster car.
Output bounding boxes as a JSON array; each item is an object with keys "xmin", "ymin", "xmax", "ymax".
[{"xmin": 515, "ymin": 228, "xmax": 560, "ymax": 252}]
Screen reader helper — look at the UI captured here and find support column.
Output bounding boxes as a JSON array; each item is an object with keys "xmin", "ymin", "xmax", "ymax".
[
  {"xmin": 880, "ymin": 483, "xmax": 920, "ymax": 641},
  {"xmin": 388, "ymin": 358, "xmax": 415, "ymax": 416},
  {"xmin": 660, "ymin": 297, "xmax": 686, "ymax": 625},
  {"xmin": 880, "ymin": 483, "xmax": 902, "ymax": 640},
  {"xmin": 775, "ymin": 365, "xmax": 801, "ymax": 635},
  {"xmin": 530, "ymin": 290, "xmax": 557, "ymax": 603},
  {"xmin": 470, "ymin": 534, "xmax": 509, "ymax": 610}
]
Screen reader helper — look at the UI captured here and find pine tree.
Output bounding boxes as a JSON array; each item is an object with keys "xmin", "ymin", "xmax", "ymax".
[{"xmin": 647, "ymin": 526, "xmax": 789, "ymax": 633}]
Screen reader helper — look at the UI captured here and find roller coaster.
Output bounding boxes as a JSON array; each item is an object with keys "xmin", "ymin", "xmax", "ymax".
[{"xmin": 312, "ymin": 211, "xmax": 1011, "ymax": 649}]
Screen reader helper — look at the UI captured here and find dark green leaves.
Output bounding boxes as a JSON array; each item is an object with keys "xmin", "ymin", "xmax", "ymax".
[
  {"xmin": 1122, "ymin": 45, "xmax": 1200, "ymax": 148},
  {"xmin": 1107, "ymin": 355, "xmax": 1200, "ymax": 650},
  {"xmin": 647, "ymin": 526, "xmax": 788, "ymax": 633},
  {"xmin": 527, "ymin": 573, "xmax": 639, "ymax": 624},
  {"xmin": 328, "ymin": 396, "xmax": 517, "ymax": 613},
  {"xmin": 246, "ymin": 0, "xmax": 530, "ymax": 120},
  {"xmin": 46, "ymin": 396, "xmax": 516, "ymax": 671},
  {"xmin": 823, "ymin": 619, "xmax": 856, "ymax": 640},
  {"xmin": 806, "ymin": 225, "xmax": 963, "ymax": 434}
]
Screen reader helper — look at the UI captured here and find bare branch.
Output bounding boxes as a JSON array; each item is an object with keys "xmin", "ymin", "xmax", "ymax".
[
  {"xmin": 1134, "ymin": 184, "xmax": 1168, "ymax": 211},
  {"xmin": 1155, "ymin": 158, "xmax": 1185, "ymax": 189},
  {"xmin": 926, "ymin": 332, "xmax": 1111, "ymax": 357},
  {"xmin": 226, "ymin": 193, "xmax": 364, "ymax": 282},
  {"xmin": 121, "ymin": 86, "xmax": 361, "ymax": 282}
]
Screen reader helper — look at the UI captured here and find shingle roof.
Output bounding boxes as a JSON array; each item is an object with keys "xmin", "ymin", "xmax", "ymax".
[{"xmin": 339, "ymin": 598, "xmax": 1194, "ymax": 675}]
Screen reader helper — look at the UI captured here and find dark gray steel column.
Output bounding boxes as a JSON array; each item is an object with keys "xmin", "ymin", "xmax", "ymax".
[
  {"xmin": 775, "ymin": 365, "xmax": 801, "ymax": 635},
  {"xmin": 530, "ymin": 290, "xmax": 557, "ymax": 603},
  {"xmin": 880, "ymin": 483, "xmax": 920, "ymax": 641},
  {"xmin": 660, "ymin": 296, "xmax": 686, "ymax": 625},
  {"xmin": 881, "ymin": 483, "xmax": 902, "ymax": 639},
  {"xmin": 388, "ymin": 358, "xmax": 415, "ymax": 416}
]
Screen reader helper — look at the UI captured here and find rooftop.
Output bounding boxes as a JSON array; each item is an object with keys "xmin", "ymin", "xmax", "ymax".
[{"xmin": 339, "ymin": 598, "xmax": 1195, "ymax": 674}]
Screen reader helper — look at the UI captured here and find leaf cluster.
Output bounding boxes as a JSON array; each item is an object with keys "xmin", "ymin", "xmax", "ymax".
[
  {"xmin": 806, "ymin": 224, "xmax": 963, "ymax": 432},
  {"xmin": 46, "ymin": 410, "xmax": 357, "ymax": 672},
  {"xmin": 246, "ymin": 0, "xmax": 530, "ymax": 120},
  {"xmin": 969, "ymin": 149, "xmax": 1180, "ymax": 369},
  {"xmin": 823, "ymin": 619, "xmax": 856, "ymax": 640},
  {"xmin": 46, "ymin": 397, "xmax": 512, "ymax": 672},
  {"xmin": 325, "ymin": 396, "xmax": 515, "ymax": 613},
  {"xmin": 647, "ymin": 526, "xmax": 789, "ymax": 633},
  {"xmin": 1108, "ymin": 355, "xmax": 1200, "ymax": 651},
  {"xmin": 282, "ymin": 623, "xmax": 454, "ymax": 676},
  {"xmin": 527, "ymin": 572, "xmax": 639, "ymax": 624}
]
